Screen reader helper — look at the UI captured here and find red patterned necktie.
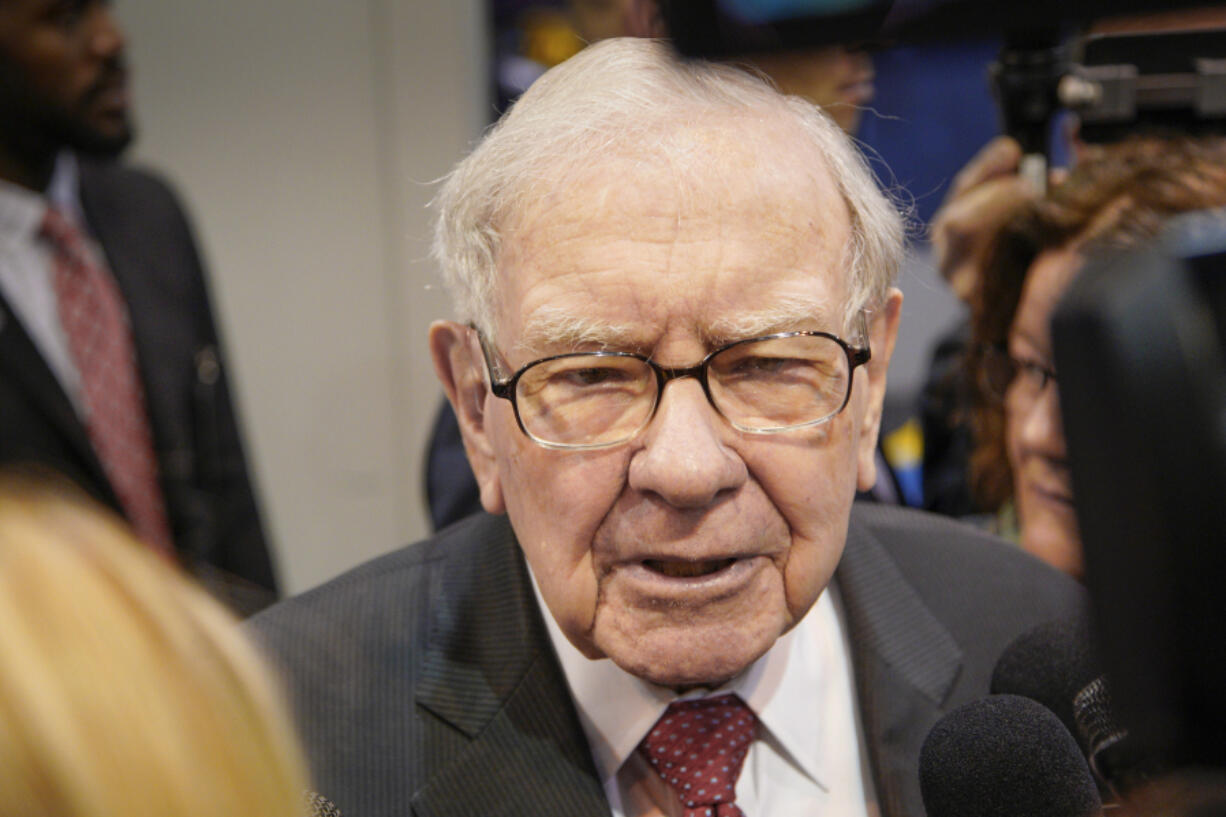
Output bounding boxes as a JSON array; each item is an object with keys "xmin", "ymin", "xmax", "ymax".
[
  {"xmin": 638, "ymin": 693, "xmax": 757, "ymax": 817},
  {"xmin": 41, "ymin": 206, "xmax": 175, "ymax": 559}
]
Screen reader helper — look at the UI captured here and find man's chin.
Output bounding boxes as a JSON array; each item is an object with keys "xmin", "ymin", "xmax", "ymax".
[
  {"xmin": 69, "ymin": 120, "xmax": 135, "ymax": 160},
  {"xmin": 600, "ymin": 624, "xmax": 780, "ymax": 692}
]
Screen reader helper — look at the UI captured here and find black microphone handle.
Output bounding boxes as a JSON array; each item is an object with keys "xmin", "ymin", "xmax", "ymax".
[{"xmin": 1074, "ymin": 676, "xmax": 1165, "ymax": 797}]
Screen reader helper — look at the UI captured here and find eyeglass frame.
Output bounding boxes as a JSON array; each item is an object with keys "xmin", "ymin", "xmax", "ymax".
[{"xmin": 472, "ymin": 314, "xmax": 873, "ymax": 450}]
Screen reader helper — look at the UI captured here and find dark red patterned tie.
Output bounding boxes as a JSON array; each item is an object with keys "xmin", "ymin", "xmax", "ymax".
[
  {"xmin": 638, "ymin": 694, "xmax": 757, "ymax": 817},
  {"xmin": 42, "ymin": 206, "xmax": 175, "ymax": 559}
]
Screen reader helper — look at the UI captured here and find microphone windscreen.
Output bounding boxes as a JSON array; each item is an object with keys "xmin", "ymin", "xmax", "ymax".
[
  {"xmin": 990, "ymin": 618, "xmax": 1100, "ymax": 749},
  {"xmin": 919, "ymin": 694, "xmax": 1102, "ymax": 817}
]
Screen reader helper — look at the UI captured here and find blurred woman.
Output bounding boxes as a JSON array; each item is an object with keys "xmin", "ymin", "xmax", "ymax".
[
  {"xmin": 0, "ymin": 471, "xmax": 310, "ymax": 817},
  {"xmin": 966, "ymin": 134, "xmax": 1226, "ymax": 578}
]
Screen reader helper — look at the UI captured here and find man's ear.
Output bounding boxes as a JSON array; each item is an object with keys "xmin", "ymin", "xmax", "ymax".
[
  {"xmin": 856, "ymin": 289, "xmax": 903, "ymax": 493},
  {"xmin": 428, "ymin": 320, "xmax": 506, "ymax": 515}
]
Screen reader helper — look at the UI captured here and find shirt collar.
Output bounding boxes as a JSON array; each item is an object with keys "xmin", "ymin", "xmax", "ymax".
[
  {"xmin": 0, "ymin": 151, "xmax": 84, "ymax": 243},
  {"xmin": 47, "ymin": 152, "xmax": 85, "ymax": 222},
  {"xmin": 0, "ymin": 178, "xmax": 48, "ymax": 246},
  {"xmin": 529, "ymin": 567, "xmax": 839, "ymax": 791}
]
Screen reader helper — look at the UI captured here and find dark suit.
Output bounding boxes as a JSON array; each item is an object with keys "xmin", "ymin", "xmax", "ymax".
[
  {"xmin": 0, "ymin": 158, "xmax": 277, "ymax": 614},
  {"xmin": 251, "ymin": 503, "xmax": 1086, "ymax": 817}
]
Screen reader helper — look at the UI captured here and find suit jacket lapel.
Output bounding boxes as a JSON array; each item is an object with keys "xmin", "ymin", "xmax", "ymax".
[
  {"xmin": 77, "ymin": 161, "xmax": 135, "ymax": 293},
  {"xmin": 413, "ymin": 516, "xmax": 611, "ymax": 817},
  {"xmin": 409, "ymin": 509, "xmax": 962, "ymax": 817},
  {"xmin": 0, "ymin": 292, "xmax": 113, "ymax": 496},
  {"xmin": 837, "ymin": 506, "xmax": 964, "ymax": 817}
]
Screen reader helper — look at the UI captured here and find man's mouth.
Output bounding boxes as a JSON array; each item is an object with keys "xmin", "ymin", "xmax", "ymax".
[
  {"xmin": 613, "ymin": 555, "xmax": 766, "ymax": 603},
  {"xmin": 643, "ymin": 558, "xmax": 737, "ymax": 578},
  {"xmin": 85, "ymin": 65, "xmax": 129, "ymax": 107}
]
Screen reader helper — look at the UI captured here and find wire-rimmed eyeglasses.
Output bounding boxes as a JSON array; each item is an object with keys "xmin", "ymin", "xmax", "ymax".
[{"xmin": 474, "ymin": 317, "xmax": 872, "ymax": 450}]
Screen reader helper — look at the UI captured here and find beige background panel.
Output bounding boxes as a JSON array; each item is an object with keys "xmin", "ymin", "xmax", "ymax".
[{"xmin": 122, "ymin": 0, "xmax": 487, "ymax": 593}]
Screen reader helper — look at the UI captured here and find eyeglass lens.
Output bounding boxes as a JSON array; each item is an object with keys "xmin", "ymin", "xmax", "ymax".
[
  {"xmin": 514, "ymin": 334, "xmax": 853, "ymax": 447},
  {"xmin": 516, "ymin": 355, "xmax": 656, "ymax": 447}
]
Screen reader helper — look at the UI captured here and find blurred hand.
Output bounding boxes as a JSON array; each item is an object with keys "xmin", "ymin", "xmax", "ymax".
[{"xmin": 931, "ymin": 136, "xmax": 1040, "ymax": 304}]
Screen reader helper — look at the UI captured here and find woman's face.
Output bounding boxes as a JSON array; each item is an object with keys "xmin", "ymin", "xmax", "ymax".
[{"xmin": 1005, "ymin": 245, "xmax": 1085, "ymax": 578}]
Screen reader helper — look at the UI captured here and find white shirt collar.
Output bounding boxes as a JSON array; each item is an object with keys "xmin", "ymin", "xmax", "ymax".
[
  {"xmin": 47, "ymin": 152, "xmax": 85, "ymax": 222},
  {"xmin": 0, "ymin": 176, "xmax": 48, "ymax": 246},
  {"xmin": 0, "ymin": 151, "xmax": 85, "ymax": 243},
  {"xmin": 529, "ymin": 568, "xmax": 838, "ymax": 792}
]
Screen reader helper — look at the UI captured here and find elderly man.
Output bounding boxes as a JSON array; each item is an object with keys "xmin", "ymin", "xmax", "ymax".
[{"xmin": 253, "ymin": 38, "xmax": 1083, "ymax": 817}]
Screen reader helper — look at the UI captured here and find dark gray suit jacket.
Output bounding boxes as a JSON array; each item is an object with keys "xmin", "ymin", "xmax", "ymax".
[
  {"xmin": 252, "ymin": 503, "xmax": 1085, "ymax": 817},
  {"xmin": 0, "ymin": 159, "xmax": 277, "ymax": 614}
]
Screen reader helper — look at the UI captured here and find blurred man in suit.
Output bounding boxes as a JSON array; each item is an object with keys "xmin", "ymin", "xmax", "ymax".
[
  {"xmin": 254, "ymin": 38, "xmax": 1083, "ymax": 816},
  {"xmin": 0, "ymin": 0, "xmax": 277, "ymax": 613}
]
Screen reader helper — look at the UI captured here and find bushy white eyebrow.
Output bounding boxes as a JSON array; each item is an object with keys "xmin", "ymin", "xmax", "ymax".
[
  {"xmin": 515, "ymin": 308, "xmax": 640, "ymax": 355},
  {"xmin": 516, "ymin": 294, "xmax": 849, "ymax": 358},
  {"xmin": 703, "ymin": 295, "xmax": 843, "ymax": 343}
]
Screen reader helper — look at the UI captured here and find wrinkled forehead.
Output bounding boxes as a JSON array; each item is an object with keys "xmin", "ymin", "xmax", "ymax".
[
  {"xmin": 504, "ymin": 109, "xmax": 841, "ymax": 230},
  {"xmin": 493, "ymin": 113, "xmax": 854, "ymax": 349}
]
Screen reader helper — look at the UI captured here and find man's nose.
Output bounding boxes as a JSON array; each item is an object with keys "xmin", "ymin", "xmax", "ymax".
[
  {"xmin": 627, "ymin": 377, "xmax": 747, "ymax": 508},
  {"xmin": 87, "ymin": 5, "xmax": 127, "ymax": 60}
]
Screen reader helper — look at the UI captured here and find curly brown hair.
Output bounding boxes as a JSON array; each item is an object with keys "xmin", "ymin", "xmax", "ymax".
[{"xmin": 966, "ymin": 134, "xmax": 1226, "ymax": 511}]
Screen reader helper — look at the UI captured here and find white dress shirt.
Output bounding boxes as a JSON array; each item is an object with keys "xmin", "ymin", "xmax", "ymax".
[
  {"xmin": 531, "ymin": 571, "xmax": 878, "ymax": 816},
  {"xmin": 0, "ymin": 153, "xmax": 93, "ymax": 416}
]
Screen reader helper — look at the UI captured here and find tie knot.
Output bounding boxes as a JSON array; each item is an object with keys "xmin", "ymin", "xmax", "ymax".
[
  {"xmin": 638, "ymin": 694, "xmax": 756, "ymax": 817},
  {"xmin": 39, "ymin": 206, "xmax": 84, "ymax": 255}
]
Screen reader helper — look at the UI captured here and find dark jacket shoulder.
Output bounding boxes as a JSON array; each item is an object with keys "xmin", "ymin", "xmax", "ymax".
[
  {"xmin": 250, "ymin": 513, "xmax": 514, "ymax": 635},
  {"xmin": 850, "ymin": 502, "xmax": 1084, "ymax": 620},
  {"xmin": 248, "ymin": 513, "xmax": 490, "ymax": 671},
  {"xmin": 247, "ymin": 514, "xmax": 600, "ymax": 817},
  {"xmin": 78, "ymin": 158, "xmax": 180, "ymax": 207},
  {"xmin": 846, "ymin": 502, "xmax": 1087, "ymax": 698}
]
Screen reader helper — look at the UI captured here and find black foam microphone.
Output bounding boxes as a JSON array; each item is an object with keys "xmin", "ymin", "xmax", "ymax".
[
  {"xmin": 990, "ymin": 619, "xmax": 1164, "ymax": 795},
  {"xmin": 919, "ymin": 694, "xmax": 1102, "ymax": 817},
  {"xmin": 989, "ymin": 619, "xmax": 1100, "ymax": 754}
]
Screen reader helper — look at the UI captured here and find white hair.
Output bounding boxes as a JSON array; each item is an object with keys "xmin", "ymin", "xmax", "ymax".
[{"xmin": 432, "ymin": 37, "xmax": 904, "ymax": 336}]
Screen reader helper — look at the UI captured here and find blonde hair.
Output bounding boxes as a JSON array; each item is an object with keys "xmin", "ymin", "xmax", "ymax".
[
  {"xmin": 432, "ymin": 36, "xmax": 904, "ymax": 337},
  {"xmin": 0, "ymin": 473, "xmax": 309, "ymax": 817}
]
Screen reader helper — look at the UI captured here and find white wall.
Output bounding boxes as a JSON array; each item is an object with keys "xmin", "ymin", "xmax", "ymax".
[{"xmin": 120, "ymin": 0, "xmax": 487, "ymax": 593}]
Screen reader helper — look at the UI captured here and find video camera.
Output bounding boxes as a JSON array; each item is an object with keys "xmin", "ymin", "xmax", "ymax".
[
  {"xmin": 660, "ymin": 1, "xmax": 1226, "ymax": 161},
  {"xmin": 989, "ymin": 16, "xmax": 1226, "ymax": 187}
]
